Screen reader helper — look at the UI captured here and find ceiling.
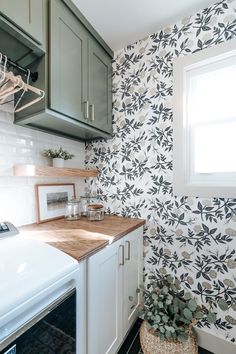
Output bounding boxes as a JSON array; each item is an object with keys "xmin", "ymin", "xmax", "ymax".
[{"xmin": 72, "ymin": 0, "xmax": 216, "ymax": 51}]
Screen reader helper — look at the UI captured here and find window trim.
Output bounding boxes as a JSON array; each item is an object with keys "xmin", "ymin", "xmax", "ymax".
[{"xmin": 173, "ymin": 39, "xmax": 236, "ymax": 198}]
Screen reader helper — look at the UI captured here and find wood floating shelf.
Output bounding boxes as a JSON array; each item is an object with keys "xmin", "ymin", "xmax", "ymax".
[{"xmin": 13, "ymin": 165, "xmax": 99, "ymax": 178}]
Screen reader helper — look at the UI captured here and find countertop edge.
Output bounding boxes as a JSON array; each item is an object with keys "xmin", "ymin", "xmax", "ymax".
[
  {"xmin": 19, "ymin": 216, "xmax": 146, "ymax": 262},
  {"xmin": 75, "ymin": 221, "xmax": 146, "ymax": 261}
]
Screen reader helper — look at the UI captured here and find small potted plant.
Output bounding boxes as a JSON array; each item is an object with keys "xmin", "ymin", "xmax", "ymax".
[
  {"xmin": 43, "ymin": 147, "xmax": 74, "ymax": 167},
  {"xmin": 138, "ymin": 274, "xmax": 228, "ymax": 354}
]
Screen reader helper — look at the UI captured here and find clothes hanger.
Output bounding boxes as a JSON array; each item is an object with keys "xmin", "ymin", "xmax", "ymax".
[
  {"xmin": 1, "ymin": 91, "xmax": 34, "ymax": 106},
  {"xmin": 14, "ymin": 69, "xmax": 30, "ymax": 111},
  {"xmin": 0, "ymin": 72, "xmax": 20, "ymax": 98},
  {"xmin": 0, "ymin": 79, "xmax": 10, "ymax": 91},
  {"xmin": 0, "ymin": 55, "xmax": 8, "ymax": 85},
  {"xmin": 14, "ymin": 68, "xmax": 45, "ymax": 112},
  {"xmin": 0, "ymin": 55, "xmax": 10, "ymax": 92},
  {"xmin": 15, "ymin": 85, "xmax": 45, "ymax": 113},
  {"xmin": 0, "ymin": 55, "xmax": 24, "ymax": 100},
  {"xmin": 0, "ymin": 53, "xmax": 45, "ymax": 112},
  {"xmin": 0, "ymin": 74, "xmax": 24, "ymax": 102},
  {"xmin": 0, "ymin": 70, "xmax": 45, "ymax": 112}
]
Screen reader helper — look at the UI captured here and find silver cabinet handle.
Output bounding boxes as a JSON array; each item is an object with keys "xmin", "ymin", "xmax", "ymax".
[
  {"xmin": 90, "ymin": 104, "xmax": 95, "ymax": 121},
  {"xmin": 119, "ymin": 245, "xmax": 124, "ymax": 266},
  {"xmin": 125, "ymin": 241, "xmax": 131, "ymax": 261},
  {"xmin": 84, "ymin": 101, "xmax": 89, "ymax": 119}
]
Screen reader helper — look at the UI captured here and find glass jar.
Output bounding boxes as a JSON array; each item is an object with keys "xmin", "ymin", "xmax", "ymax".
[
  {"xmin": 80, "ymin": 195, "xmax": 98, "ymax": 216},
  {"xmin": 87, "ymin": 204, "xmax": 104, "ymax": 221},
  {"xmin": 65, "ymin": 198, "xmax": 81, "ymax": 220}
]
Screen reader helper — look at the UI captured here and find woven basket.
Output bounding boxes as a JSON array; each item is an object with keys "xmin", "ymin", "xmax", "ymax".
[{"xmin": 140, "ymin": 321, "xmax": 198, "ymax": 354}]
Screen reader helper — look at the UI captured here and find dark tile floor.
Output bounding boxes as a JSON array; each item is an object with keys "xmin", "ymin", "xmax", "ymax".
[{"xmin": 118, "ymin": 319, "xmax": 214, "ymax": 354}]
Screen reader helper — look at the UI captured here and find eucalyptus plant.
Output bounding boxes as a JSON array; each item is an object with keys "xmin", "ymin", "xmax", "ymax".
[
  {"xmin": 138, "ymin": 274, "xmax": 228, "ymax": 343},
  {"xmin": 43, "ymin": 147, "xmax": 74, "ymax": 160}
]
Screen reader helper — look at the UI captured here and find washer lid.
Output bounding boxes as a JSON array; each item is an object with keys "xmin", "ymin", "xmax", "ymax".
[{"xmin": 0, "ymin": 235, "xmax": 78, "ymax": 316}]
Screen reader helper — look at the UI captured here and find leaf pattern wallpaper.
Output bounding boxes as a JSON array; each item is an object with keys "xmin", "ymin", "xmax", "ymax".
[{"xmin": 85, "ymin": 0, "xmax": 236, "ymax": 343}]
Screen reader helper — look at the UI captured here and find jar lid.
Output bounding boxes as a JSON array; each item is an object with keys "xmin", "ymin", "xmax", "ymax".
[
  {"xmin": 87, "ymin": 203, "xmax": 103, "ymax": 210},
  {"xmin": 80, "ymin": 195, "xmax": 97, "ymax": 199},
  {"xmin": 67, "ymin": 198, "xmax": 80, "ymax": 204}
]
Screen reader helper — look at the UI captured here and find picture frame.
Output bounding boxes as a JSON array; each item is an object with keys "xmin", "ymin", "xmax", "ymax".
[{"xmin": 35, "ymin": 183, "xmax": 75, "ymax": 223}]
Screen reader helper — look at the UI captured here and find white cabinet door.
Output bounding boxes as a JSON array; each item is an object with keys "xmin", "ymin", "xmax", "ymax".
[
  {"xmin": 87, "ymin": 239, "xmax": 123, "ymax": 354},
  {"xmin": 123, "ymin": 228, "xmax": 143, "ymax": 336},
  {"xmin": 87, "ymin": 226, "xmax": 143, "ymax": 354}
]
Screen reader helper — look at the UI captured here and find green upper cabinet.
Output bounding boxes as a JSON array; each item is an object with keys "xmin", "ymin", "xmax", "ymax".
[
  {"xmin": 50, "ymin": 0, "xmax": 88, "ymax": 123},
  {"xmin": 11, "ymin": 0, "xmax": 113, "ymax": 141},
  {"xmin": 88, "ymin": 38, "xmax": 112, "ymax": 134},
  {"xmin": 0, "ymin": 0, "xmax": 44, "ymax": 46},
  {"xmin": 49, "ymin": 0, "xmax": 112, "ymax": 135}
]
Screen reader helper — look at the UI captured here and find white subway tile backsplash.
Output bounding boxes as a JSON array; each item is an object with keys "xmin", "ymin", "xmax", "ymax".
[{"xmin": 0, "ymin": 105, "xmax": 86, "ymax": 226}]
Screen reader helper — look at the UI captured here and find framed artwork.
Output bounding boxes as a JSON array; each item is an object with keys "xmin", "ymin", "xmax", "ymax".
[{"xmin": 35, "ymin": 183, "xmax": 75, "ymax": 223}]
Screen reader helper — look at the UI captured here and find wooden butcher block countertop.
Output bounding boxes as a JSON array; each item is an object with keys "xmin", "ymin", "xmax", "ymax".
[{"xmin": 19, "ymin": 215, "xmax": 145, "ymax": 262}]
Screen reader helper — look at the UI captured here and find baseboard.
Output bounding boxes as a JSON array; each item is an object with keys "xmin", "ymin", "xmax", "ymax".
[{"xmin": 195, "ymin": 328, "xmax": 236, "ymax": 354}]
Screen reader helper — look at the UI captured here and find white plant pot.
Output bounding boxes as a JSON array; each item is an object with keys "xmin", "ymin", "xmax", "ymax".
[{"xmin": 52, "ymin": 158, "xmax": 64, "ymax": 168}]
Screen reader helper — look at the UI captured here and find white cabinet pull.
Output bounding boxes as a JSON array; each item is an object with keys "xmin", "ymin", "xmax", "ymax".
[
  {"xmin": 84, "ymin": 101, "xmax": 89, "ymax": 119},
  {"xmin": 119, "ymin": 245, "xmax": 124, "ymax": 266},
  {"xmin": 125, "ymin": 241, "xmax": 131, "ymax": 261},
  {"xmin": 90, "ymin": 103, "xmax": 95, "ymax": 121}
]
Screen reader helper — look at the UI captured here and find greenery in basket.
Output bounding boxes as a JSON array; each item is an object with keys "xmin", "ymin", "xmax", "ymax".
[
  {"xmin": 138, "ymin": 274, "xmax": 228, "ymax": 343},
  {"xmin": 43, "ymin": 147, "xmax": 74, "ymax": 160}
]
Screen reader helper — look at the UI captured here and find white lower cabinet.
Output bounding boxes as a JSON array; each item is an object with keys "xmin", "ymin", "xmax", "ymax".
[
  {"xmin": 122, "ymin": 229, "xmax": 143, "ymax": 336},
  {"xmin": 87, "ymin": 227, "xmax": 143, "ymax": 354}
]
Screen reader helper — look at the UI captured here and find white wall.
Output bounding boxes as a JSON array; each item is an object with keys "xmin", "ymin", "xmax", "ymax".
[{"xmin": 0, "ymin": 103, "xmax": 85, "ymax": 226}]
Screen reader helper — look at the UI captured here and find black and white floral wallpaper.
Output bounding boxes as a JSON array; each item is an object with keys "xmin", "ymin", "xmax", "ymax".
[{"xmin": 85, "ymin": 0, "xmax": 236, "ymax": 342}]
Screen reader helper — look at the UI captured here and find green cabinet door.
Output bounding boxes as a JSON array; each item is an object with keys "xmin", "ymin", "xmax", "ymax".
[
  {"xmin": 88, "ymin": 38, "xmax": 112, "ymax": 134},
  {"xmin": 0, "ymin": 0, "xmax": 44, "ymax": 45},
  {"xmin": 50, "ymin": 0, "xmax": 88, "ymax": 124}
]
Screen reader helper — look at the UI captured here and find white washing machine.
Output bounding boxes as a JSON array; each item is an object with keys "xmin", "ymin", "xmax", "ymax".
[{"xmin": 0, "ymin": 223, "xmax": 86, "ymax": 354}]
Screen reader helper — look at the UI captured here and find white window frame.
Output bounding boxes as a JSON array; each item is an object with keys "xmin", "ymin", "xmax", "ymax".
[{"xmin": 173, "ymin": 39, "xmax": 236, "ymax": 198}]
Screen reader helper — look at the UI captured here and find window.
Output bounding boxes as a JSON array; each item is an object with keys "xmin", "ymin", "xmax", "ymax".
[{"xmin": 173, "ymin": 40, "xmax": 236, "ymax": 198}]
